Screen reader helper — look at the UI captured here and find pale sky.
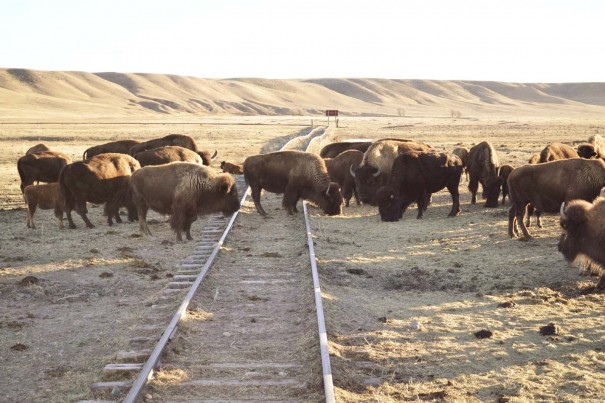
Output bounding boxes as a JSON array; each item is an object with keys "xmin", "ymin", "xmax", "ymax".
[{"xmin": 1, "ymin": 0, "xmax": 604, "ymax": 82}]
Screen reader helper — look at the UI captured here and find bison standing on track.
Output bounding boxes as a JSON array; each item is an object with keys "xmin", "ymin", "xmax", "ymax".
[
  {"xmin": 466, "ymin": 141, "xmax": 502, "ymax": 208},
  {"xmin": 558, "ymin": 197, "xmax": 605, "ymax": 289},
  {"xmin": 83, "ymin": 139, "xmax": 140, "ymax": 160},
  {"xmin": 60, "ymin": 153, "xmax": 140, "ymax": 229},
  {"xmin": 130, "ymin": 162, "xmax": 240, "ymax": 241},
  {"xmin": 319, "ymin": 141, "xmax": 372, "ymax": 158},
  {"xmin": 352, "ymin": 139, "xmax": 432, "ymax": 205},
  {"xmin": 538, "ymin": 142, "xmax": 579, "ymax": 163},
  {"xmin": 134, "ymin": 146, "xmax": 205, "ymax": 167},
  {"xmin": 375, "ymin": 151, "xmax": 463, "ymax": 221},
  {"xmin": 507, "ymin": 158, "xmax": 605, "ymax": 240},
  {"xmin": 243, "ymin": 150, "xmax": 342, "ymax": 216},
  {"xmin": 324, "ymin": 150, "xmax": 363, "ymax": 207},
  {"xmin": 17, "ymin": 151, "xmax": 72, "ymax": 193},
  {"xmin": 26, "ymin": 143, "xmax": 51, "ymax": 155}
]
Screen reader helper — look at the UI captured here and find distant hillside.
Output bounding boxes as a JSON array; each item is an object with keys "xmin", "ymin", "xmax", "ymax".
[{"xmin": 0, "ymin": 68, "xmax": 604, "ymax": 119}]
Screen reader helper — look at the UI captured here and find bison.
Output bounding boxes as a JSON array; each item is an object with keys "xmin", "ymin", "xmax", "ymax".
[
  {"xmin": 577, "ymin": 134, "xmax": 605, "ymax": 160},
  {"xmin": 352, "ymin": 139, "xmax": 432, "ymax": 205},
  {"xmin": 319, "ymin": 141, "xmax": 372, "ymax": 158},
  {"xmin": 452, "ymin": 146, "xmax": 469, "ymax": 181},
  {"xmin": 498, "ymin": 164, "xmax": 514, "ymax": 205},
  {"xmin": 507, "ymin": 158, "xmax": 605, "ymax": 240},
  {"xmin": 26, "ymin": 143, "xmax": 51, "ymax": 155},
  {"xmin": 538, "ymin": 142, "xmax": 579, "ymax": 163},
  {"xmin": 375, "ymin": 151, "xmax": 463, "ymax": 221},
  {"xmin": 60, "ymin": 153, "xmax": 140, "ymax": 229},
  {"xmin": 558, "ymin": 197, "xmax": 605, "ymax": 289},
  {"xmin": 220, "ymin": 161, "xmax": 244, "ymax": 174},
  {"xmin": 134, "ymin": 146, "xmax": 205, "ymax": 167},
  {"xmin": 466, "ymin": 141, "xmax": 502, "ymax": 208},
  {"xmin": 17, "ymin": 151, "xmax": 72, "ymax": 193},
  {"xmin": 83, "ymin": 139, "xmax": 140, "ymax": 160},
  {"xmin": 324, "ymin": 150, "xmax": 363, "ymax": 207},
  {"xmin": 130, "ymin": 162, "xmax": 240, "ymax": 241},
  {"xmin": 23, "ymin": 183, "xmax": 64, "ymax": 229},
  {"xmin": 128, "ymin": 134, "xmax": 198, "ymax": 155},
  {"xmin": 243, "ymin": 151, "xmax": 342, "ymax": 216}
]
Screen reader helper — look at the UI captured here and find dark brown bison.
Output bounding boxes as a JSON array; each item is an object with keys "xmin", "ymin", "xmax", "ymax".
[
  {"xmin": 577, "ymin": 134, "xmax": 605, "ymax": 160},
  {"xmin": 466, "ymin": 141, "xmax": 502, "ymax": 208},
  {"xmin": 17, "ymin": 151, "xmax": 72, "ymax": 193},
  {"xmin": 60, "ymin": 153, "xmax": 140, "ymax": 229},
  {"xmin": 130, "ymin": 162, "xmax": 240, "ymax": 241},
  {"xmin": 319, "ymin": 141, "xmax": 372, "ymax": 158},
  {"xmin": 498, "ymin": 164, "xmax": 514, "ymax": 205},
  {"xmin": 324, "ymin": 150, "xmax": 363, "ymax": 207},
  {"xmin": 452, "ymin": 147, "xmax": 469, "ymax": 181},
  {"xmin": 507, "ymin": 158, "xmax": 605, "ymax": 240},
  {"xmin": 352, "ymin": 139, "xmax": 432, "ymax": 205},
  {"xmin": 23, "ymin": 183, "xmax": 64, "ymax": 229},
  {"xmin": 220, "ymin": 161, "xmax": 244, "ymax": 174},
  {"xmin": 375, "ymin": 151, "xmax": 463, "ymax": 221},
  {"xmin": 558, "ymin": 197, "xmax": 605, "ymax": 289},
  {"xmin": 83, "ymin": 139, "xmax": 140, "ymax": 160},
  {"xmin": 26, "ymin": 143, "xmax": 51, "ymax": 155},
  {"xmin": 538, "ymin": 142, "xmax": 579, "ymax": 163},
  {"xmin": 243, "ymin": 151, "xmax": 342, "ymax": 216},
  {"xmin": 128, "ymin": 134, "xmax": 198, "ymax": 155},
  {"xmin": 134, "ymin": 146, "xmax": 205, "ymax": 167}
]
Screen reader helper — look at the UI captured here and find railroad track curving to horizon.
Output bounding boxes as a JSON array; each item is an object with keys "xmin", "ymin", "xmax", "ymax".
[{"xmin": 81, "ymin": 127, "xmax": 335, "ymax": 402}]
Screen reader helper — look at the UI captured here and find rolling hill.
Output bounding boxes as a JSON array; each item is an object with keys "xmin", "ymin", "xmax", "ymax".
[{"xmin": 1, "ymin": 68, "xmax": 604, "ymax": 119}]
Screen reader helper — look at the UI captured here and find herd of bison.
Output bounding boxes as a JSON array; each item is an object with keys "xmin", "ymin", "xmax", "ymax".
[{"xmin": 16, "ymin": 132, "xmax": 605, "ymax": 289}]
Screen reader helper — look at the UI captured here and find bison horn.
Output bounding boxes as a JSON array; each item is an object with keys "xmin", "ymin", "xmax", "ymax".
[
  {"xmin": 560, "ymin": 202, "xmax": 566, "ymax": 219},
  {"xmin": 326, "ymin": 186, "xmax": 331, "ymax": 196},
  {"xmin": 211, "ymin": 150, "xmax": 218, "ymax": 160},
  {"xmin": 372, "ymin": 166, "xmax": 381, "ymax": 178},
  {"xmin": 349, "ymin": 164, "xmax": 356, "ymax": 178}
]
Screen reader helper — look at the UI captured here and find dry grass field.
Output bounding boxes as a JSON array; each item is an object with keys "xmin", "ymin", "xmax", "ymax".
[{"xmin": 1, "ymin": 115, "xmax": 605, "ymax": 402}]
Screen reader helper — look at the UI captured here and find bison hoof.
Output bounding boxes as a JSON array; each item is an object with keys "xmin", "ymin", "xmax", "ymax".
[{"xmin": 69, "ymin": 224, "xmax": 77, "ymax": 229}]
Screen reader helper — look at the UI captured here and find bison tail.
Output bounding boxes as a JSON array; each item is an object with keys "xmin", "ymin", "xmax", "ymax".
[{"xmin": 58, "ymin": 166, "xmax": 72, "ymax": 210}]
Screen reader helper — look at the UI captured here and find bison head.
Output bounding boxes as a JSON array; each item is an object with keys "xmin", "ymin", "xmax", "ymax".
[
  {"xmin": 198, "ymin": 150, "xmax": 218, "ymax": 166},
  {"xmin": 209, "ymin": 174, "xmax": 240, "ymax": 217},
  {"xmin": 318, "ymin": 182, "xmax": 343, "ymax": 216},
  {"xmin": 351, "ymin": 164, "xmax": 382, "ymax": 205},
  {"xmin": 577, "ymin": 144, "xmax": 597, "ymax": 159},
  {"xmin": 483, "ymin": 176, "xmax": 503, "ymax": 208},
  {"xmin": 376, "ymin": 186, "xmax": 404, "ymax": 222}
]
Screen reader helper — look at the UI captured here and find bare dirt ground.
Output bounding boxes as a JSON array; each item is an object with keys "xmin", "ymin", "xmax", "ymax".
[{"xmin": 1, "ymin": 116, "xmax": 605, "ymax": 402}]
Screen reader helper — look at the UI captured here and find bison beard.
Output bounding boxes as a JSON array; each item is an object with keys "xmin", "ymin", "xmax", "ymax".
[{"xmin": 558, "ymin": 199, "xmax": 605, "ymax": 289}]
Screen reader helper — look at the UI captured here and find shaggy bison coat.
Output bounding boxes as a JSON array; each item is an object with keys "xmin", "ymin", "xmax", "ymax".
[
  {"xmin": 17, "ymin": 151, "xmax": 72, "ymax": 193},
  {"xmin": 243, "ymin": 151, "xmax": 342, "ymax": 216},
  {"xmin": 319, "ymin": 141, "xmax": 372, "ymax": 158},
  {"xmin": 128, "ymin": 134, "xmax": 198, "ymax": 155},
  {"xmin": 507, "ymin": 158, "xmax": 605, "ymax": 240},
  {"xmin": 352, "ymin": 139, "xmax": 432, "ymax": 205},
  {"xmin": 26, "ymin": 143, "xmax": 51, "ymax": 155},
  {"xmin": 23, "ymin": 183, "xmax": 64, "ymax": 229},
  {"xmin": 83, "ymin": 139, "xmax": 140, "ymax": 160},
  {"xmin": 324, "ymin": 150, "xmax": 363, "ymax": 207},
  {"xmin": 577, "ymin": 134, "xmax": 605, "ymax": 160},
  {"xmin": 220, "ymin": 161, "xmax": 244, "ymax": 174},
  {"xmin": 466, "ymin": 141, "xmax": 502, "ymax": 208},
  {"xmin": 130, "ymin": 162, "xmax": 240, "ymax": 241},
  {"xmin": 375, "ymin": 151, "xmax": 463, "ymax": 221},
  {"xmin": 134, "ymin": 146, "xmax": 204, "ymax": 167},
  {"xmin": 559, "ymin": 197, "xmax": 605, "ymax": 289},
  {"xmin": 59, "ymin": 153, "xmax": 140, "ymax": 229},
  {"xmin": 538, "ymin": 142, "xmax": 579, "ymax": 163}
]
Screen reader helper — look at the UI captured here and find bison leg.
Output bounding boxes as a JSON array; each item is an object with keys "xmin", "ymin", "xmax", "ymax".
[
  {"xmin": 508, "ymin": 205, "xmax": 518, "ymax": 238},
  {"xmin": 535, "ymin": 209, "xmax": 543, "ymax": 228},
  {"xmin": 250, "ymin": 184, "xmax": 267, "ymax": 216},
  {"xmin": 283, "ymin": 184, "xmax": 300, "ymax": 215},
  {"xmin": 446, "ymin": 183, "xmax": 461, "ymax": 217},
  {"xmin": 26, "ymin": 201, "xmax": 36, "ymax": 229},
  {"xmin": 416, "ymin": 195, "xmax": 426, "ymax": 219},
  {"xmin": 136, "ymin": 202, "xmax": 152, "ymax": 236},
  {"xmin": 74, "ymin": 199, "xmax": 94, "ymax": 229},
  {"xmin": 54, "ymin": 205, "xmax": 64, "ymax": 229},
  {"xmin": 525, "ymin": 205, "xmax": 534, "ymax": 227},
  {"xmin": 468, "ymin": 175, "xmax": 479, "ymax": 205},
  {"xmin": 515, "ymin": 206, "xmax": 533, "ymax": 240}
]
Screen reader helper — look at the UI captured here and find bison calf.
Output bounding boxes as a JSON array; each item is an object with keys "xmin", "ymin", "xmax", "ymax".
[
  {"xmin": 244, "ymin": 151, "xmax": 342, "ymax": 216},
  {"xmin": 220, "ymin": 161, "xmax": 244, "ymax": 174},
  {"xmin": 324, "ymin": 150, "xmax": 363, "ymax": 207},
  {"xmin": 23, "ymin": 183, "xmax": 64, "ymax": 229},
  {"xmin": 130, "ymin": 162, "xmax": 240, "ymax": 241},
  {"xmin": 559, "ymin": 197, "xmax": 605, "ymax": 289}
]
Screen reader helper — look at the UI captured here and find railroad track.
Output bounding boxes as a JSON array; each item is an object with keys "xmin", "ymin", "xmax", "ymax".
[{"xmin": 82, "ymin": 129, "xmax": 334, "ymax": 402}]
